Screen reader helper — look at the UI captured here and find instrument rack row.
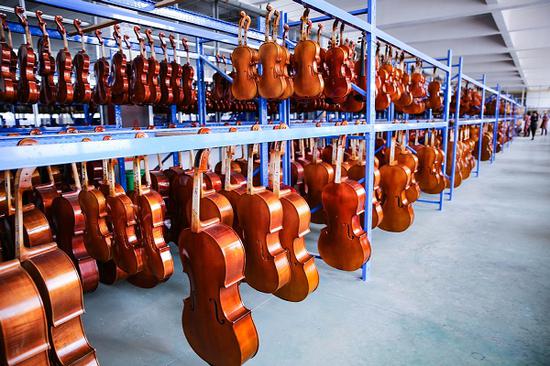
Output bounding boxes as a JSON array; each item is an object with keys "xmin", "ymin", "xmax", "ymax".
[{"xmin": 0, "ymin": 0, "xmax": 525, "ymax": 281}]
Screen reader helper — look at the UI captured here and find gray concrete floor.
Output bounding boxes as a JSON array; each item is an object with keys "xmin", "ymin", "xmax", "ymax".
[{"xmin": 83, "ymin": 134, "xmax": 550, "ymax": 366}]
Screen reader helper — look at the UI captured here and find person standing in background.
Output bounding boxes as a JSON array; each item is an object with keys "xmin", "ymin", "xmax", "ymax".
[
  {"xmin": 541, "ymin": 112, "xmax": 548, "ymax": 136},
  {"xmin": 530, "ymin": 111, "xmax": 539, "ymax": 140},
  {"xmin": 523, "ymin": 112, "xmax": 531, "ymax": 137}
]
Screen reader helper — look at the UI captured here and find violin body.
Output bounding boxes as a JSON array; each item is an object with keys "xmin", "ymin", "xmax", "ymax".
[
  {"xmin": 56, "ymin": 48, "xmax": 74, "ymax": 105},
  {"xmin": 146, "ymin": 56, "xmax": 161, "ymax": 104},
  {"xmin": 318, "ymin": 179, "xmax": 371, "ymax": 271},
  {"xmin": 17, "ymin": 43, "xmax": 40, "ymax": 104},
  {"xmin": 347, "ymin": 159, "xmax": 384, "ymax": 229},
  {"xmin": 303, "ymin": 160, "xmax": 334, "ymax": 224},
  {"xmin": 37, "ymin": 38, "xmax": 56, "ymax": 105},
  {"xmin": 159, "ymin": 59, "xmax": 174, "ymax": 105},
  {"xmin": 293, "ymin": 39, "xmax": 324, "ymax": 98},
  {"xmin": 0, "ymin": 260, "xmax": 50, "ymax": 366},
  {"xmin": 231, "ymin": 46, "xmax": 258, "ymax": 100},
  {"xmin": 131, "ymin": 54, "xmax": 151, "ymax": 105},
  {"xmin": 51, "ymin": 192, "xmax": 99, "ymax": 293},
  {"xmin": 324, "ymin": 46, "xmax": 351, "ymax": 102},
  {"xmin": 0, "ymin": 40, "xmax": 16, "ymax": 103},
  {"xmin": 93, "ymin": 57, "xmax": 111, "ymax": 105},
  {"xmin": 396, "ymin": 149, "xmax": 420, "ymax": 203},
  {"xmin": 379, "ymin": 163, "xmax": 414, "ymax": 232},
  {"xmin": 182, "ymin": 63, "xmax": 197, "ymax": 108},
  {"xmin": 73, "ymin": 50, "xmax": 92, "ymax": 104},
  {"xmin": 79, "ymin": 186, "xmax": 113, "ymax": 262},
  {"xmin": 274, "ymin": 190, "xmax": 318, "ymax": 302},
  {"xmin": 171, "ymin": 60, "xmax": 184, "ymax": 106},
  {"xmin": 110, "ymin": 51, "xmax": 129, "ymax": 104},
  {"xmin": 179, "ymin": 222, "xmax": 259, "ymax": 366},
  {"xmin": 237, "ymin": 187, "xmax": 290, "ymax": 293},
  {"xmin": 416, "ymin": 145, "xmax": 446, "ymax": 194}
]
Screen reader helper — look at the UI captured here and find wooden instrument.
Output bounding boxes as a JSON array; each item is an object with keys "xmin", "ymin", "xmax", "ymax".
[
  {"xmin": 144, "ymin": 29, "xmax": 161, "ymax": 104},
  {"xmin": 181, "ymin": 38, "xmax": 197, "ymax": 109},
  {"xmin": 446, "ymin": 129, "xmax": 463, "ymax": 188},
  {"xmin": 396, "ymin": 132, "xmax": 420, "ymax": 203},
  {"xmin": 72, "ymin": 19, "xmax": 92, "ymax": 104},
  {"xmin": 318, "ymin": 135, "xmax": 371, "ymax": 271},
  {"xmin": 31, "ymin": 166, "xmax": 60, "ymax": 226},
  {"xmin": 304, "ymin": 137, "xmax": 334, "ymax": 224},
  {"xmin": 54, "ymin": 16, "xmax": 74, "ymax": 105},
  {"xmin": 15, "ymin": 6, "xmax": 39, "ymax": 104},
  {"xmin": 415, "ymin": 130, "xmax": 446, "ymax": 194},
  {"xmin": 278, "ymin": 21, "xmax": 294, "ymax": 99},
  {"xmin": 343, "ymin": 33, "xmax": 366, "ymax": 112},
  {"xmin": 0, "ymin": 13, "xmax": 17, "ymax": 103},
  {"xmin": 35, "ymin": 11, "xmax": 56, "ymax": 105},
  {"xmin": 270, "ymin": 127, "xmax": 319, "ymax": 302},
  {"xmin": 131, "ymin": 26, "xmax": 151, "ymax": 105},
  {"xmin": 379, "ymin": 137, "xmax": 415, "ymax": 232},
  {"xmin": 292, "ymin": 9, "xmax": 324, "ymax": 98},
  {"xmin": 169, "ymin": 34, "xmax": 184, "ymax": 106},
  {"xmin": 237, "ymin": 139, "xmax": 291, "ymax": 293},
  {"xmin": 110, "ymin": 24, "xmax": 130, "ymax": 104},
  {"xmin": 51, "ymin": 162, "xmax": 99, "ymax": 293},
  {"xmin": 93, "ymin": 30, "xmax": 111, "ymax": 105},
  {"xmin": 324, "ymin": 20, "xmax": 351, "ymax": 103},
  {"xmin": 258, "ymin": 5, "xmax": 286, "ymax": 100},
  {"xmin": 158, "ymin": 32, "xmax": 174, "ymax": 105},
  {"xmin": 178, "ymin": 148, "xmax": 259, "ymax": 366},
  {"xmin": 106, "ymin": 158, "xmax": 144, "ymax": 275},
  {"xmin": 0, "ymin": 169, "xmax": 50, "ymax": 366},
  {"xmin": 231, "ymin": 12, "xmax": 258, "ymax": 100}
]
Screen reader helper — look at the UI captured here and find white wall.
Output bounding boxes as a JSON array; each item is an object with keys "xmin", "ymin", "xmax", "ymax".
[{"xmin": 526, "ymin": 89, "xmax": 550, "ymax": 110}]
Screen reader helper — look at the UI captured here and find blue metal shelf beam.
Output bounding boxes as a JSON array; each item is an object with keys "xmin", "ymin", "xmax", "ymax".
[{"xmin": 286, "ymin": 8, "xmax": 369, "ymax": 27}]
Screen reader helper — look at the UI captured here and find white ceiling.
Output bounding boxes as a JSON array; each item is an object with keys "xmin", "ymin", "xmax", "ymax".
[{"xmin": 246, "ymin": 0, "xmax": 550, "ymax": 93}]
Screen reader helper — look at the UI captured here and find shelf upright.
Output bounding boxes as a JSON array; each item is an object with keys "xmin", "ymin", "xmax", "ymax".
[
  {"xmin": 446, "ymin": 57, "xmax": 463, "ymax": 201},
  {"xmin": 492, "ymin": 85, "xmax": 501, "ymax": 163}
]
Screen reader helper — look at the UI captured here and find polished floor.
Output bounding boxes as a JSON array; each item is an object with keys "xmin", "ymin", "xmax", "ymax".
[{"xmin": 83, "ymin": 134, "xmax": 550, "ymax": 366}]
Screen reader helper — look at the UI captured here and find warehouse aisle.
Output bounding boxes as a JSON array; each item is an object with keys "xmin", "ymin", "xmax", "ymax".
[{"xmin": 82, "ymin": 135, "xmax": 550, "ymax": 366}]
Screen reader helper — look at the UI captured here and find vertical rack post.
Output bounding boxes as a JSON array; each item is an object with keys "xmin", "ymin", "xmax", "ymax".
[
  {"xmin": 475, "ymin": 74, "xmax": 486, "ymax": 177},
  {"xmin": 492, "ymin": 84, "xmax": 501, "ymax": 163},
  {"xmin": 361, "ymin": 0, "xmax": 377, "ymax": 282},
  {"xmin": 196, "ymin": 38, "xmax": 207, "ymax": 126},
  {"xmin": 439, "ymin": 48, "xmax": 452, "ymax": 210},
  {"xmin": 447, "ymin": 56, "xmax": 462, "ymax": 201}
]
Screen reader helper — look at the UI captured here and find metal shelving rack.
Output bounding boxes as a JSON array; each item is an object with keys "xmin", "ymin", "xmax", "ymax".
[{"xmin": 0, "ymin": 0, "xmax": 520, "ymax": 281}]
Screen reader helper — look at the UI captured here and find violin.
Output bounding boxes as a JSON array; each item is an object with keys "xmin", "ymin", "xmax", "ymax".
[
  {"xmin": 0, "ymin": 171, "xmax": 50, "ymax": 366},
  {"xmin": 426, "ymin": 68, "xmax": 442, "ymax": 112},
  {"xmin": 318, "ymin": 135, "xmax": 371, "ymax": 271},
  {"xmin": 324, "ymin": 20, "xmax": 351, "ymax": 103},
  {"xmin": 150, "ymin": 154, "xmax": 171, "ymax": 202},
  {"xmin": 144, "ymin": 29, "xmax": 161, "ymax": 104},
  {"xmin": 378, "ymin": 137, "xmax": 415, "ymax": 232},
  {"xmin": 158, "ymin": 32, "xmax": 174, "ymax": 106},
  {"xmin": 181, "ymin": 38, "xmax": 197, "ymax": 109},
  {"xmin": 237, "ymin": 140, "xmax": 291, "ymax": 293},
  {"xmin": 375, "ymin": 43, "xmax": 391, "ymax": 111},
  {"xmin": 279, "ymin": 22, "xmax": 294, "ymax": 99},
  {"xmin": 54, "ymin": 16, "xmax": 74, "ymax": 105},
  {"xmin": 343, "ymin": 33, "xmax": 366, "ymax": 112},
  {"xmin": 395, "ymin": 132, "xmax": 420, "ymax": 204},
  {"xmin": 304, "ymin": 137, "xmax": 334, "ymax": 224},
  {"xmin": 131, "ymin": 26, "xmax": 151, "ymax": 105},
  {"xmin": 110, "ymin": 24, "xmax": 130, "ymax": 105},
  {"xmin": 231, "ymin": 12, "xmax": 258, "ymax": 100},
  {"xmin": 212, "ymin": 54, "xmax": 227, "ymax": 100},
  {"xmin": 72, "ymin": 19, "xmax": 92, "ymax": 104},
  {"xmin": 93, "ymin": 30, "xmax": 111, "ymax": 105},
  {"xmin": 219, "ymin": 140, "xmax": 247, "ymax": 237},
  {"xmin": 394, "ymin": 52, "xmax": 413, "ymax": 110},
  {"xmin": 270, "ymin": 127, "xmax": 319, "ymax": 302},
  {"xmin": 51, "ymin": 162, "xmax": 99, "ymax": 293},
  {"xmin": 258, "ymin": 5, "xmax": 286, "ymax": 100},
  {"xmin": 31, "ymin": 166, "xmax": 60, "ymax": 226},
  {"xmin": 35, "ymin": 11, "xmax": 56, "ymax": 105},
  {"xmin": 178, "ymin": 148, "xmax": 259, "ymax": 366},
  {"xmin": 169, "ymin": 34, "xmax": 184, "ymax": 106},
  {"xmin": 289, "ymin": 137, "xmax": 305, "ymax": 195},
  {"xmin": 15, "ymin": 6, "xmax": 39, "ymax": 104},
  {"xmin": 293, "ymin": 9, "xmax": 323, "ymax": 98},
  {"xmin": 446, "ymin": 129, "xmax": 463, "ymax": 188},
  {"xmin": 105, "ymin": 158, "xmax": 144, "ymax": 275},
  {"xmin": 0, "ymin": 13, "xmax": 17, "ymax": 103},
  {"xmin": 415, "ymin": 130, "xmax": 446, "ymax": 194},
  {"xmin": 13, "ymin": 164, "xmax": 100, "ymax": 366}
]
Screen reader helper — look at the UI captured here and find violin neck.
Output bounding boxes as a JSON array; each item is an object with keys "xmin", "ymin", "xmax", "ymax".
[
  {"xmin": 246, "ymin": 146, "xmax": 255, "ymax": 193},
  {"xmin": 71, "ymin": 163, "xmax": 82, "ymax": 191},
  {"xmin": 190, "ymin": 170, "xmax": 202, "ymax": 233},
  {"xmin": 81, "ymin": 161, "xmax": 89, "ymax": 189},
  {"xmin": 272, "ymin": 150, "xmax": 281, "ymax": 196},
  {"xmin": 134, "ymin": 158, "xmax": 142, "ymax": 195},
  {"xmin": 334, "ymin": 141, "xmax": 343, "ymax": 184}
]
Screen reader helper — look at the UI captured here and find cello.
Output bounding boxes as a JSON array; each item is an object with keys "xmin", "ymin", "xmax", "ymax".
[
  {"xmin": 292, "ymin": 9, "xmax": 324, "ymax": 98},
  {"xmin": 72, "ymin": 19, "xmax": 92, "ymax": 104},
  {"xmin": 231, "ymin": 12, "xmax": 258, "ymax": 100},
  {"xmin": 178, "ymin": 148, "xmax": 259, "ymax": 366},
  {"xmin": 54, "ymin": 16, "xmax": 74, "ymax": 105},
  {"xmin": 0, "ymin": 171, "xmax": 51, "ymax": 366},
  {"xmin": 15, "ymin": 6, "xmax": 39, "ymax": 104},
  {"xmin": 318, "ymin": 135, "xmax": 371, "ymax": 271},
  {"xmin": 237, "ymin": 140, "xmax": 291, "ymax": 293},
  {"xmin": 131, "ymin": 26, "xmax": 151, "ymax": 105},
  {"xmin": 36, "ymin": 11, "xmax": 56, "ymax": 106},
  {"xmin": 144, "ymin": 29, "xmax": 161, "ymax": 104},
  {"xmin": 0, "ymin": 13, "xmax": 17, "ymax": 103},
  {"xmin": 378, "ymin": 137, "xmax": 415, "ymax": 232},
  {"xmin": 158, "ymin": 32, "xmax": 174, "ymax": 106},
  {"xmin": 270, "ymin": 127, "xmax": 319, "ymax": 302},
  {"xmin": 51, "ymin": 161, "xmax": 99, "ymax": 293},
  {"xmin": 92, "ymin": 30, "xmax": 111, "ymax": 105}
]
